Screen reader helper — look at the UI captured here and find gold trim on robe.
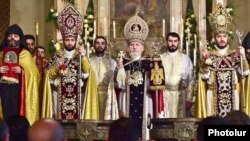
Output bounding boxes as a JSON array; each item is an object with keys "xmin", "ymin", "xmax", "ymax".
[
  {"xmin": 195, "ymin": 48, "xmax": 250, "ymax": 118},
  {"xmin": 81, "ymin": 56, "xmax": 99, "ymax": 120},
  {"xmin": 0, "ymin": 50, "xmax": 40, "ymax": 124},
  {"xmin": 42, "ymin": 52, "xmax": 99, "ymax": 120}
]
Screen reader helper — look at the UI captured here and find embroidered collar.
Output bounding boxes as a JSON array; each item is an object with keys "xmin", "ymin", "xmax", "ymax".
[
  {"xmin": 64, "ymin": 49, "xmax": 76, "ymax": 59},
  {"xmin": 56, "ymin": 48, "xmax": 80, "ymax": 59}
]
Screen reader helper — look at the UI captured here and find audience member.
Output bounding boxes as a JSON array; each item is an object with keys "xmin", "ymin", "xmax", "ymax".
[
  {"xmin": 28, "ymin": 118, "xmax": 66, "ymax": 141},
  {"xmin": 224, "ymin": 110, "xmax": 250, "ymax": 125},
  {"xmin": 0, "ymin": 119, "xmax": 9, "ymax": 141},
  {"xmin": 196, "ymin": 116, "xmax": 228, "ymax": 141},
  {"xmin": 6, "ymin": 115, "xmax": 30, "ymax": 141},
  {"xmin": 108, "ymin": 117, "xmax": 140, "ymax": 141}
]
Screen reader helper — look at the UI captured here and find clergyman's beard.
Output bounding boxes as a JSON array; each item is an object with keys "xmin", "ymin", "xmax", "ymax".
[
  {"xmin": 216, "ymin": 42, "xmax": 227, "ymax": 49},
  {"xmin": 8, "ymin": 39, "xmax": 20, "ymax": 48},
  {"xmin": 167, "ymin": 45, "xmax": 178, "ymax": 52},
  {"xmin": 65, "ymin": 44, "xmax": 76, "ymax": 51},
  {"xmin": 95, "ymin": 47, "xmax": 106, "ymax": 56}
]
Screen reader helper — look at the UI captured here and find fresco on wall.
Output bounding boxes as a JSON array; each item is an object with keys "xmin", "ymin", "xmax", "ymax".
[{"xmin": 111, "ymin": 0, "xmax": 170, "ymax": 38}]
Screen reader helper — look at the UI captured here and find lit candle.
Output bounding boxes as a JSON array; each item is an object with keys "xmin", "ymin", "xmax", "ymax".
[
  {"xmin": 186, "ymin": 40, "xmax": 189, "ymax": 57},
  {"xmin": 113, "ymin": 20, "xmax": 116, "ymax": 39},
  {"xmin": 35, "ymin": 21, "xmax": 39, "ymax": 35},
  {"xmin": 104, "ymin": 17, "xmax": 107, "ymax": 36},
  {"xmin": 162, "ymin": 19, "xmax": 165, "ymax": 37}
]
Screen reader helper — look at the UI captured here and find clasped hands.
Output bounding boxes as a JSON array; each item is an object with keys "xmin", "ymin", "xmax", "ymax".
[{"xmin": 0, "ymin": 66, "xmax": 21, "ymax": 74}]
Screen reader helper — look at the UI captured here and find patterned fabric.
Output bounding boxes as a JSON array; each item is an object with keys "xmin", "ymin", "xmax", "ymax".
[
  {"xmin": 58, "ymin": 4, "xmax": 82, "ymax": 38},
  {"xmin": 48, "ymin": 52, "xmax": 81, "ymax": 119},
  {"xmin": 209, "ymin": 53, "xmax": 240, "ymax": 117},
  {"xmin": 196, "ymin": 48, "xmax": 250, "ymax": 118},
  {"xmin": 123, "ymin": 15, "xmax": 149, "ymax": 44}
]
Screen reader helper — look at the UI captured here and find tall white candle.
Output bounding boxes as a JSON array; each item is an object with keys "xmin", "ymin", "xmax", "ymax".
[
  {"xmin": 87, "ymin": 43, "xmax": 90, "ymax": 59},
  {"xmin": 35, "ymin": 21, "xmax": 39, "ymax": 35},
  {"xmin": 193, "ymin": 48, "xmax": 196, "ymax": 67},
  {"xmin": 93, "ymin": 20, "xmax": 96, "ymax": 38},
  {"xmin": 194, "ymin": 34, "xmax": 197, "ymax": 50},
  {"xmin": 113, "ymin": 20, "xmax": 116, "ymax": 39},
  {"xmin": 104, "ymin": 17, "xmax": 107, "ymax": 36},
  {"xmin": 162, "ymin": 19, "xmax": 165, "ymax": 37},
  {"xmin": 186, "ymin": 40, "xmax": 189, "ymax": 57}
]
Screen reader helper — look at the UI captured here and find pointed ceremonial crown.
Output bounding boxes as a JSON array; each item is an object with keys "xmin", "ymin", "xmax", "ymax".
[
  {"xmin": 208, "ymin": 3, "xmax": 232, "ymax": 34},
  {"xmin": 124, "ymin": 15, "xmax": 149, "ymax": 45},
  {"xmin": 58, "ymin": 4, "xmax": 83, "ymax": 38}
]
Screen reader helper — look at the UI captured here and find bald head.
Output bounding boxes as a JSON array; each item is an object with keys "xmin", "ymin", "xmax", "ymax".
[{"xmin": 28, "ymin": 119, "xmax": 66, "ymax": 141}]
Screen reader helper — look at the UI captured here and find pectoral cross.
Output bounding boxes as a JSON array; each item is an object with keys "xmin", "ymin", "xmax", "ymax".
[{"xmin": 118, "ymin": 51, "xmax": 125, "ymax": 60}]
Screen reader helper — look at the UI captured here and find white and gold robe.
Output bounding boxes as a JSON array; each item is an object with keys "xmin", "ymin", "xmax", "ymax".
[
  {"xmin": 160, "ymin": 51, "xmax": 193, "ymax": 118},
  {"xmin": 88, "ymin": 55, "xmax": 119, "ymax": 120}
]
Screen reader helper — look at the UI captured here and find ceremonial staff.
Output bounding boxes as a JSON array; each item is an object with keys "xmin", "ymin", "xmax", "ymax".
[
  {"xmin": 236, "ymin": 29, "xmax": 245, "ymax": 112},
  {"xmin": 78, "ymin": 38, "xmax": 84, "ymax": 118}
]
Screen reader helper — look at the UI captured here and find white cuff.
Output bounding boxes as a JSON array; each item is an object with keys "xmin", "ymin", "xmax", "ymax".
[
  {"xmin": 201, "ymin": 70, "xmax": 210, "ymax": 80},
  {"xmin": 116, "ymin": 68, "xmax": 126, "ymax": 88},
  {"xmin": 82, "ymin": 73, "xmax": 89, "ymax": 79}
]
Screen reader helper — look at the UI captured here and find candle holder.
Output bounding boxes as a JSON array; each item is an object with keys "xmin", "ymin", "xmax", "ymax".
[{"xmin": 161, "ymin": 37, "xmax": 167, "ymax": 48}]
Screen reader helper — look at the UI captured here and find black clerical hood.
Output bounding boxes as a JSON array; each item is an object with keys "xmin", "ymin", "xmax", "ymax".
[
  {"xmin": 0, "ymin": 24, "xmax": 27, "ymax": 51},
  {"xmin": 243, "ymin": 32, "xmax": 250, "ymax": 49}
]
